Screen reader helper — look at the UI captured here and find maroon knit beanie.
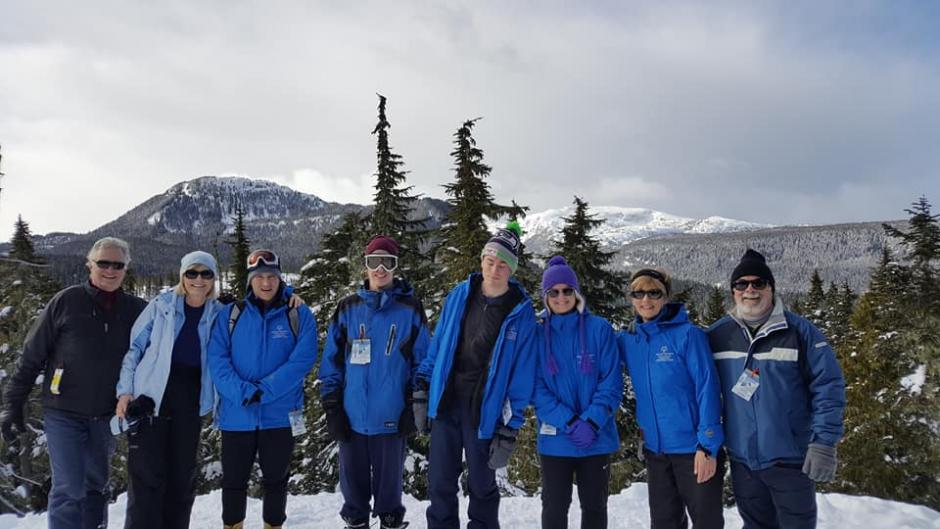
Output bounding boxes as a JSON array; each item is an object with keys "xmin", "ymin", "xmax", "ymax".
[{"xmin": 365, "ymin": 235, "xmax": 400, "ymax": 256}]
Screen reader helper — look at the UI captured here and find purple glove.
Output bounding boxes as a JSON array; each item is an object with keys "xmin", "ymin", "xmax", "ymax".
[{"xmin": 566, "ymin": 419, "xmax": 597, "ymax": 449}]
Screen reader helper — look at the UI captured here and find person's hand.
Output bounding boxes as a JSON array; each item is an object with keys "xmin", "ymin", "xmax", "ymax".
[
  {"xmin": 694, "ymin": 449, "xmax": 717, "ymax": 483},
  {"xmin": 802, "ymin": 443, "xmax": 837, "ymax": 482},
  {"xmin": 322, "ymin": 392, "xmax": 351, "ymax": 442},
  {"xmin": 288, "ymin": 294, "xmax": 305, "ymax": 309},
  {"xmin": 566, "ymin": 419, "xmax": 597, "ymax": 449},
  {"xmin": 0, "ymin": 406, "xmax": 25, "ymax": 443},
  {"xmin": 487, "ymin": 426, "xmax": 518, "ymax": 470},
  {"xmin": 116, "ymin": 394, "xmax": 134, "ymax": 419}
]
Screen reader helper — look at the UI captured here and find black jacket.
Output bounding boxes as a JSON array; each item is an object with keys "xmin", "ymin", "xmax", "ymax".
[{"xmin": 3, "ymin": 282, "xmax": 147, "ymax": 417}]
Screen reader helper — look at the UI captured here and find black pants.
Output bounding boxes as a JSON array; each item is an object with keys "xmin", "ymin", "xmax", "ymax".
[
  {"xmin": 221, "ymin": 427, "xmax": 294, "ymax": 526},
  {"xmin": 730, "ymin": 460, "xmax": 816, "ymax": 529},
  {"xmin": 540, "ymin": 454, "xmax": 610, "ymax": 529},
  {"xmin": 125, "ymin": 365, "xmax": 202, "ymax": 529},
  {"xmin": 645, "ymin": 450, "xmax": 725, "ymax": 529}
]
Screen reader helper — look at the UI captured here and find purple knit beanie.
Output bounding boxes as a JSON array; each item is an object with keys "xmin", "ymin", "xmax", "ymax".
[{"xmin": 542, "ymin": 256, "xmax": 580, "ymax": 293}]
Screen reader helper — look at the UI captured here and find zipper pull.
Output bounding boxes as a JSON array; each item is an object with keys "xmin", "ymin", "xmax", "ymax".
[{"xmin": 105, "ymin": 322, "xmax": 109, "ymax": 334}]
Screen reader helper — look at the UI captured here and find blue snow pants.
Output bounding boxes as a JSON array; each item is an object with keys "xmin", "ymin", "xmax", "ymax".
[{"xmin": 730, "ymin": 460, "xmax": 816, "ymax": 529}]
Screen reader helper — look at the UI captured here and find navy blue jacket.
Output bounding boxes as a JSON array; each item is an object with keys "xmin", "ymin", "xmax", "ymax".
[
  {"xmin": 208, "ymin": 286, "xmax": 318, "ymax": 431},
  {"xmin": 319, "ymin": 279, "xmax": 430, "ymax": 435},
  {"xmin": 620, "ymin": 303, "xmax": 724, "ymax": 456},
  {"xmin": 707, "ymin": 299, "xmax": 845, "ymax": 470},
  {"xmin": 533, "ymin": 310, "xmax": 622, "ymax": 457},
  {"xmin": 416, "ymin": 274, "xmax": 538, "ymax": 439}
]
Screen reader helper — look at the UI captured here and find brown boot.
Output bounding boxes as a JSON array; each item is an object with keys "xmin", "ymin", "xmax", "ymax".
[
  {"xmin": 263, "ymin": 524, "xmax": 282, "ymax": 529},
  {"xmin": 223, "ymin": 523, "xmax": 244, "ymax": 529}
]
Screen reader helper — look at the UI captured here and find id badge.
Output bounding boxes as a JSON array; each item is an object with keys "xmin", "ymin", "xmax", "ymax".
[
  {"xmin": 289, "ymin": 409, "xmax": 307, "ymax": 437},
  {"xmin": 539, "ymin": 422, "xmax": 557, "ymax": 436},
  {"xmin": 350, "ymin": 339, "xmax": 371, "ymax": 365},
  {"xmin": 732, "ymin": 368, "xmax": 760, "ymax": 401}
]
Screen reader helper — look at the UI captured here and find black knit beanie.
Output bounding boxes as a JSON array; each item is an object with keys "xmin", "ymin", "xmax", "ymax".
[{"xmin": 730, "ymin": 249, "xmax": 775, "ymax": 287}]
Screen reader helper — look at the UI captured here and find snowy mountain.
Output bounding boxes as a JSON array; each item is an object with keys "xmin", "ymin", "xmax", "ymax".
[
  {"xmin": 1, "ymin": 485, "xmax": 937, "ymax": 528},
  {"xmin": 502, "ymin": 205, "xmax": 769, "ymax": 254}
]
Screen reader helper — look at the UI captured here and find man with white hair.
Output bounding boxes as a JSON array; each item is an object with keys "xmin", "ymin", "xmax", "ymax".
[{"xmin": 1, "ymin": 237, "xmax": 147, "ymax": 529}]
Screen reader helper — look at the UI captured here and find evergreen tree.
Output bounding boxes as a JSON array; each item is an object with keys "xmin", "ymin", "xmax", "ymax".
[
  {"xmin": 8, "ymin": 216, "xmax": 41, "ymax": 264},
  {"xmin": 883, "ymin": 196, "xmax": 940, "ymax": 310},
  {"xmin": 702, "ymin": 285, "xmax": 728, "ymax": 327},
  {"xmin": 549, "ymin": 196, "xmax": 629, "ymax": 324},
  {"xmin": 806, "ymin": 269, "xmax": 825, "ymax": 312},
  {"xmin": 225, "ymin": 202, "xmax": 251, "ymax": 300}
]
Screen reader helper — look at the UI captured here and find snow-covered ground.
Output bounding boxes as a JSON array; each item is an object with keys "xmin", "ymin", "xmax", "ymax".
[{"xmin": 2, "ymin": 485, "xmax": 937, "ymax": 528}]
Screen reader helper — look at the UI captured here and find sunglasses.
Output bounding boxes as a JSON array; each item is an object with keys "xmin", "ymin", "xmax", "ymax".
[
  {"xmin": 183, "ymin": 269, "xmax": 215, "ymax": 280},
  {"xmin": 546, "ymin": 287, "xmax": 575, "ymax": 298},
  {"xmin": 93, "ymin": 260, "xmax": 126, "ymax": 271},
  {"xmin": 364, "ymin": 254, "xmax": 398, "ymax": 272},
  {"xmin": 629, "ymin": 289, "xmax": 665, "ymax": 300},
  {"xmin": 247, "ymin": 250, "xmax": 279, "ymax": 268},
  {"xmin": 732, "ymin": 279, "xmax": 771, "ymax": 291}
]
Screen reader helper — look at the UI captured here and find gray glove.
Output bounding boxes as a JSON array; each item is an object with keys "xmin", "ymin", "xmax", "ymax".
[
  {"xmin": 802, "ymin": 443, "xmax": 837, "ymax": 482},
  {"xmin": 413, "ymin": 390, "xmax": 429, "ymax": 435},
  {"xmin": 487, "ymin": 425, "xmax": 518, "ymax": 470}
]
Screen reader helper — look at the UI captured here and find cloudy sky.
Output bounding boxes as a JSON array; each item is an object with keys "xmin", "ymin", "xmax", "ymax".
[{"xmin": 2, "ymin": 1, "xmax": 939, "ymax": 240}]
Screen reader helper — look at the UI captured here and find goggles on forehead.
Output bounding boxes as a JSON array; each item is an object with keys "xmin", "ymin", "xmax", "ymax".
[
  {"xmin": 364, "ymin": 254, "xmax": 398, "ymax": 272},
  {"xmin": 247, "ymin": 249, "xmax": 279, "ymax": 269}
]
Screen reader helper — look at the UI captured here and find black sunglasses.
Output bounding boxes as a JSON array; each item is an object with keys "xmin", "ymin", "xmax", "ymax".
[
  {"xmin": 546, "ymin": 287, "xmax": 575, "ymax": 298},
  {"xmin": 732, "ymin": 279, "xmax": 771, "ymax": 291},
  {"xmin": 93, "ymin": 260, "xmax": 126, "ymax": 271},
  {"xmin": 629, "ymin": 289, "xmax": 664, "ymax": 300},
  {"xmin": 184, "ymin": 269, "xmax": 215, "ymax": 280}
]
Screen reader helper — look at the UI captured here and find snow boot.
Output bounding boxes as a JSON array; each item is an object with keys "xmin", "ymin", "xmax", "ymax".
[
  {"xmin": 263, "ymin": 524, "xmax": 282, "ymax": 529},
  {"xmin": 379, "ymin": 512, "xmax": 409, "ymax": 529},
  {"xmin": 223, "ymin": 523, "xmax": 244, "ymax": 529},
  {"xmin": 341, "ymin": 515, "xmax": 368, "ymax": 528}
]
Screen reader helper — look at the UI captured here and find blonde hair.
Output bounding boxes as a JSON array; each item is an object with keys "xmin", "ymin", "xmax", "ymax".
[
  {"xmin": 174, "ymin": 264, "xmax": 218, "ymax": 299},
  {"xmin": 629, "ymin": 268, "xmax": 672, "ymax": 298}
]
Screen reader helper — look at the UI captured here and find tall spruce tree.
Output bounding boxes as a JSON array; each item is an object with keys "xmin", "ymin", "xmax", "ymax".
[
  {"xmin": 702, "ymin": 285, "xmax": 728, "ymax": 327},
  {"xmin": 225, "ymin": 202, "xmax": 251, "ymax": 300},
  {"xmin": 550, "ymin": 196, "xmax": 629, "ymax": 324},
  {"xmin": 8, "ymin": 216, "xmax": 41, "ymax": 264}
]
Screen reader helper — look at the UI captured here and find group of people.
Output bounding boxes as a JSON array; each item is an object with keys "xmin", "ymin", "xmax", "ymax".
[{"xmin": 0, "ymin": 222, "xmax": 846, "ymax": 529}]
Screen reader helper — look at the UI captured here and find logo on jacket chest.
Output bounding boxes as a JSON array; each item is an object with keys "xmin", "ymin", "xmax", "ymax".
[
  {"xmin": 270, "ymin": 325, "xmax": 291, "ymax": 340},
  {"xmin": 655, "ymin": 346, "xmax": 674, "ymax": 363}
]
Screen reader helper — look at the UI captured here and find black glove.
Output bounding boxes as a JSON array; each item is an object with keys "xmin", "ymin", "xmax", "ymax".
[
  {"xmin": 412, "ymin": 389, "xmax": 429, "ymax": 435},
  {"xmin": 323, "ymin": 392, "xmax": 351, "ymax": 442},
  {"xmin": 0, "ymin": 405, "xmax": 26, "ymax": 443},
  {"xmin": 487, "ymin": 425, "xmax": 518, "ymax": 470},
  {"xmin": 126, "ymin": 395, "xmax": 155, "ymax": 420},
  {"xmin": 242, "ymin": 387, "xmax": 262, "ymax": 406}
]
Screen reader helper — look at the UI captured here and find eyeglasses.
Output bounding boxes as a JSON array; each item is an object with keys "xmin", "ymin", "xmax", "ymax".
[
  {"xmin": 629, "ymin": 289, "xmax": 664, "ymax": 300},
  {"xmin": 247, "ymin": 250, "xmax": 279, "ymax": 269},
  {"xmin": 364, "ymin": 254, "xmax": 398, "ymax": 272},
  {"xmin": 546, "ymin": 287, "xmax": 575, "ymax": 298},
  {"xmin": 732, "ymin": 279, "xmax": 771, "ymax": 291},
  {"xmin": 93, "ymin": 260, "xmax": 126, "ymax": 271},
  {"xmin": 183, "ymin": 269, "xmax": 215, "ymax": 280}
]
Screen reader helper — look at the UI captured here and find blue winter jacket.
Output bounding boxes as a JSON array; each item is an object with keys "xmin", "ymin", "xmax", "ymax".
[
  {"xmin": 707, "ymin": 299, "xmax": 845, "ymax": 470},
  {"xmin": 208, "ymin": 286, "xmax": 318, "ymax": 431},
  {"xmin": 620, "ymin": 303, "xmax": 724, "ymax": 456},
  {"xmin": 416, "ymin": 274, "xmax": 538, "ymax": 440},
  {"xmin": 116, "ymin": 290, "xmax": 222, "ymax": 417},
  {"xmin": 533, "ymin": 309, "xmax": 622, "ymax": 457},
  {"xmin": 319, "ymin": 278, "xmax": 430, "ymax": 435}
]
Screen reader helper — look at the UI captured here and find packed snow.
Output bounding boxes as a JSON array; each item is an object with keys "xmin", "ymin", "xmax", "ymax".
[{"xmin": 1, "ymin": 485, "xmax": 937, "ymax": 528}]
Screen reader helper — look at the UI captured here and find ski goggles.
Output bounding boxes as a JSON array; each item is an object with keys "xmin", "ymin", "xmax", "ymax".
[
  {"xmin": 364, "ymin": 254, "xmax": 398, "ymax": 272},
  {"xmin": 247, "ymin": 249, "xmax": 280, "ymax": 269}
]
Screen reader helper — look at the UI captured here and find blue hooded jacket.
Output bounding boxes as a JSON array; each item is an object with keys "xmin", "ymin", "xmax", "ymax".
[
  {"xmin": 619, "ymin": 303, "xmax": 724, "ymax": 456},
  {"xmin": 707, "ymin": 299, "xmax": 845, "ymax": 470},
  {"xmin": 319, "ymin": 278, "xmax": 430, "ymax": 435},
  {"xmin": 533, "ymin": 309, "xmax": 622, "ymax": 457},
  {"xmin": 117, "ymin": 290, "xmax": 222, "ymax": 417},
  {"xmin": 416, "ymin": 274, "xmax": 538, "ymax": 439},
  {"xmin": 208, "ymin": 285, "xmax": 318, "ymax": 431}
]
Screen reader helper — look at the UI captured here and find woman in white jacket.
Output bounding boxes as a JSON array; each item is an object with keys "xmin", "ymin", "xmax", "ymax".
[{"xmin": 115, "ymin": 251, "xmax": 223, "ymax": 529}]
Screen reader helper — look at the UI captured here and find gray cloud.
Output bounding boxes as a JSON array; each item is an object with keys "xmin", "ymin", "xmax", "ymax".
[{"xmin": 1, "ymin": 1, "xmax": 938, "ymax": 239}]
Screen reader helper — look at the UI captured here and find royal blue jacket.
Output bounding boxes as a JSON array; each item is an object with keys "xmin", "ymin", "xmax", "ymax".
[
  {"xmin": 707, "ymin": 300, "xmax": 845, "ymax": 470},
  {"xmin": 208, "ymin": 286, "xmax": 318, "ymax": 431},
  {"xmin": 620, "ymin": 303, "xmax": 724, "ymax": 456},
  {"xmin": 416, "ymin": 274, "xmax": 538, "ymax": 440},
  {"xmin": 319, "ymin": 279, "xmax": 430, "ymax": 435},
  {"xmin": 117, "ymin": 291, "xmax": 222, "ymax": 417},
  {"xmin": 533, "ymin": 310, "xmax": 622, "ymax": 457}
]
